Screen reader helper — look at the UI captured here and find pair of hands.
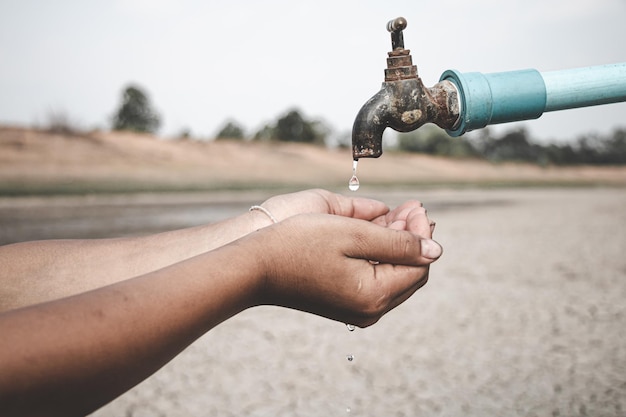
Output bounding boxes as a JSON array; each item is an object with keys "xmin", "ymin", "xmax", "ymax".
[
  {"xmin": 242, "ymin": 189, "xmax": 442, "ymax": 327},
  {"xmin": 0, "ymin": 189, "xmax": 442, "ymax": 417}
]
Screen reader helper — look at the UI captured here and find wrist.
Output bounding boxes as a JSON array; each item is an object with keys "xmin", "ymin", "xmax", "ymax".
[
  {"xmin": 249, "ymin": 205, "xmax": 277, "ymax": 223},
  {"xmin": 248, "ymin": 205, "xmax": 278, "ymax": 229},
  {"xmin": 219, "ymin": 229, "xmax": 274, "ymax": 310}
]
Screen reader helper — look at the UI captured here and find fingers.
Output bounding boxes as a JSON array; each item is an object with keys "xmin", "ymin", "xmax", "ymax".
[
  {"xmin": 339, "ymin": 262, "xmax": 432, "ymax": 328},
  {"xmin": 323, "ymin": 191, "xmax": 390, "ymax": 220},
  {"xmin": 406, "ymin": 206, "xmax": 433, "ymax": 238},
  {"xmin": 251, "ymin": 213, "xmax": 442, "ymax": 329},
  {"xmin": 264, "ymin": 189, "xmax": 436, "ymax": 234},
  {"xmin": 345, "ymin": 220, "xmax": 442, "ymax": 266},
  {"xmin": 262, "ymin": 189, "xmax": 390, "ymax": 222},
  {"xmin": 344, "ymin": 219, "xmax": 441, "ymax": 325},
  {"xmin": 376, "ymin": 203, "xmax": 433, "ymax": 242},
  {"xmin": 370, "ymin": 263, "xmax": 430, "ymax": 318},
  {"xmin": 349, "ymin": 197, "xmax": 390, "ymax": 220}
]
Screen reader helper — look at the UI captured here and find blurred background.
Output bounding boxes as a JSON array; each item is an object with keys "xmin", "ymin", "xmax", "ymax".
[
  {"xmin": 1, "ymin": 0, "xmax": 625, "ymax": 142},
  {"xmin": 1, "ymin": 1, "xmax": 626, "ymax": 416}
]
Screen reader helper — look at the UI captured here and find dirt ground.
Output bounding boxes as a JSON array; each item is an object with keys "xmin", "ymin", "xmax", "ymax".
[
  {"xmin": 2, "ymin": 127, "xmax": 626, "ymax": 416},
  {"xmin": 5, "ymin": 187, "xmax": 619, "ymax": 417}
]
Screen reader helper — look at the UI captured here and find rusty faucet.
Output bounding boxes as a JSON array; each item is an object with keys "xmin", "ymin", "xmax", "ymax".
[
  {"xmin": 352, "ymin": 17, "xmax": 460, "ymax": 159},
  {"xmin": 352, "ymin": 17, "xmax": 626, "ymax": 160}
]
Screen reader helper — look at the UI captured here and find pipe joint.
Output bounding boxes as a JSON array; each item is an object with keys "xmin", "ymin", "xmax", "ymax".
[{"xmin": 440, "ymin": 69, "xmax": 547, "ymax": 136}]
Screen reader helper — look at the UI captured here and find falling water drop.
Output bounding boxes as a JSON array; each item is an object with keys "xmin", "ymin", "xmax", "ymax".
[
  {"xmin": 345, "ymin": 321, "xmax": 356, "ymax": 415},
  {"xmin": 348, "ymin": 176, "xmax": 360, "ymax": 191},
  {"xmin": 348, "ymin": 159, "xmax": 360, "ymax": 191}
]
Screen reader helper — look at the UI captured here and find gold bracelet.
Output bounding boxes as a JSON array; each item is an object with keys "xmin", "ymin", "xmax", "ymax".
[{"xmin": 249, "ymin": 205, "xmax": 278, "ymax": 224}]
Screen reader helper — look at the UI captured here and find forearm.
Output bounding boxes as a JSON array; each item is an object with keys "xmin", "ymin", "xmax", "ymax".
[
  {"xmin": 0, "ymin": 209, "xmax": 441, "ymax": 417},
  {"xmin": 0, "ymin": 208, "xmax": 272, "ymax": 311},
  {"xmin": 0, "ymin": 242, "xmax": 261, "ymax": 417}
]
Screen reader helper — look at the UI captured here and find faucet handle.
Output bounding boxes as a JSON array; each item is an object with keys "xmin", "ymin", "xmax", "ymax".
[
  {"xmin": 386, "ymin": 17, "xmax": 407, "ymax": 50},
  {"xmin": 384, "ymin": 17, "xmax": 416, "ymax": 81}
]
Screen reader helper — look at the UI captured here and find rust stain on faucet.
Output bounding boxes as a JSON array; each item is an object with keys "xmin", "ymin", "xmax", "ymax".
[{"xmin": 401, "ymin": 109, "xmax": 423, "ymax": 124}]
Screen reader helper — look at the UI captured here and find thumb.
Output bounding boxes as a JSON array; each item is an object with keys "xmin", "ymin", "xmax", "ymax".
[
  {"xmin": 347, "ymin": 223, "xmax": 442, "ymax": 266},
  {"xmin": 419, "ymin": 238, "xmax": 443, "ymax": 261}
]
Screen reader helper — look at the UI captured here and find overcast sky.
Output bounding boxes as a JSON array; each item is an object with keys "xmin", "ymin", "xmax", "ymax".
[{"xmin": 1, "ymin": 0, "xmax": 625, "ymax": 142}]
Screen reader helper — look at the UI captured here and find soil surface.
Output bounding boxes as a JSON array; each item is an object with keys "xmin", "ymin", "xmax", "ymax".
[
  {"xmin": 2, "ymin": 126, "xmax": 626, "ymax": 416},
  {"xmin": 80, "ymin": 188, "xmax": 625, "ymax": 417}
]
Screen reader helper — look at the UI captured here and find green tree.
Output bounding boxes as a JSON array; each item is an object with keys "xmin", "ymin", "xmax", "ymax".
[
  {"xmin": 252, "ymin": 124, "xmax": 275, "ymax": 142},
  {"xmin": 606, "ymin": 128, "xmax": 626, "ymax": 164},
  {"xmin": 111, "ymin": 85, "xmax": 161, "ymax": 133},
  {"xmin": 396, "ymin": 124, "xmax": 626, "ymax": 166},
  {"xmin": 252, "ymin": 108, "xmax": 329, "ymax": 145},
  {"xmin": 483, "ymin": 128, "xmax": 535, "ymax": 162},
  {"xmin": 397, "ymin": 124, "xmax": 477, "ymax": 157},
  {"xmin": 215, "ymin": 120, "xmax": 245, "ymax": 140},
  {"xmin": 275, "ymin": 109, "xmax": 313, "ymax": 143}
]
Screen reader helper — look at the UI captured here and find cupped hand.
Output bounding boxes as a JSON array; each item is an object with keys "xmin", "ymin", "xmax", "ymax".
[
  {"xmin": 260, "ymin": 189, "xmax": 391, "ymax": 223},
  {"xmin": 371, "ymin": 199, "xmax": 436, "ymax": 237},
  {"xmin": 246, "ymin": 209, "xmax": 442, "ymax": 328},
  {"xmin": 261, "ymin": 189, "xmax": 435, "ymax": 236}
]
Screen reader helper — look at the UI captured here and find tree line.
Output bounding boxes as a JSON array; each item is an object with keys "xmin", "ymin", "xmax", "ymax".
[
  {"xmin": 53, "ymin": 84, "xmax": 625, "ymax": 167},
  {"xmin": 396, "ymin": 125, "xmax": 626, "ymax": 166},
  {"xmin": 106, "ymin": 85, "xmax": 328, "ymax": 145}
]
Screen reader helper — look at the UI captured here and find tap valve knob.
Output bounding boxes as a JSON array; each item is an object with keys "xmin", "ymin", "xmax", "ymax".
[
  {"xmin": 387, "ymin": 17, "xmax": 407, "ymax": 50},
  {"xmin": 384, "ymin": 17, "xmax": 416, "ymax": 81}
]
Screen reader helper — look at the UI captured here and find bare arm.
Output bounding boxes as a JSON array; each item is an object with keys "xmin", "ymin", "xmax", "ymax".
[
  {"xmin": 0, "ymin": 208, "xmax": 441, "ymax": 417},
  {"xmin": 0, "ymin": 238, "xmax": 261, "ymax": 417},
  {"xmin": 0, "ymin": 189, "xmax": 390, "ymax": 311}
]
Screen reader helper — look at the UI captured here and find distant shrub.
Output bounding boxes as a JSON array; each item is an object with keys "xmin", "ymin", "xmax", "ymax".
[
  {"xmin": 44, "ymin": 109, "xmax": 83, "ymax": 136},
  {"xmin": 215, "ymin": 120, "xmax": 245, "ymax": 140},
  {"xmin": 111, "ymin": 85, "xmax": 161, "ymax": 134},
  {"xmin": 397, "ymin": 124, "xmax": 478, "ymax": 158},
  {"xmin": 395, "ymin": 124, "xmax": 626, "ymax": 166},
  {"xmin": 252, "ymin": 108, "xmax": 329, "ymax": 145}
]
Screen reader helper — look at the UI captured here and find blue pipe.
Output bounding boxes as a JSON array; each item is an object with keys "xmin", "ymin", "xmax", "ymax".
[{"xmin": 440, "ymin": 63, "xmax": 626, "ymax": 137}]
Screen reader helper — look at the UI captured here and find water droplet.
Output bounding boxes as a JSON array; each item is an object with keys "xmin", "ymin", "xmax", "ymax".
[
  {"xmin": 349, "ymin": 176, "xmax": 360, "ymax": 191},
  {"xmin": 346, "ymin": 406, "xmax": 352, "ymax": 413},
  {"xmin": 348, "ymin": 159, "xmax": 360, "ymax": 191},
  {"xmin": 346, "ymin": 323, "xmax": 356, "ymax": 331},
  {"xmin": 347, "ymin": 354, "xmax": 354, "ymax": 362}
]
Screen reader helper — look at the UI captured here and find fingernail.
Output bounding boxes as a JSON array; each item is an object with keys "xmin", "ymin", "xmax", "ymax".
[{"xmin": 421, "ymin": 239, "xmax": 443, "ymax": 259}]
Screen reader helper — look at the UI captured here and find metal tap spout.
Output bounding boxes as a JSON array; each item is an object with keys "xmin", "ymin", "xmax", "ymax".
[{"xmin": 352, "ymin": 17, "xmax": 460, "ymax": 159}]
